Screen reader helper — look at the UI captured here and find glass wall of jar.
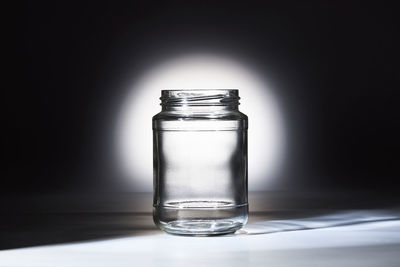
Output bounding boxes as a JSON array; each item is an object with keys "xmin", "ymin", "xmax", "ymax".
[{"xmin": 153, "ymin": 89, "xmax": 248, "ymax": 235}]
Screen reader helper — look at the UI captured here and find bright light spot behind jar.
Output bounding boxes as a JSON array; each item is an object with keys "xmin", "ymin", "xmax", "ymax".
[{"xmin": 115, "ymin": 53, "xmax": 286, "ymax": 191}]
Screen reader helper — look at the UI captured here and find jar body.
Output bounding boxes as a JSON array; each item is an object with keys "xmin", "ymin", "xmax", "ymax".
[{"xmin": 153, "ymin": 90, "xmax": 248, "ymax": 235}]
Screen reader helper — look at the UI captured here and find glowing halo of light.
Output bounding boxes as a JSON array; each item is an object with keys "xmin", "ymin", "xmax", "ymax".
[{"xmin": 115, "ymin": 53, "xmax": 286, "ymax": 191}]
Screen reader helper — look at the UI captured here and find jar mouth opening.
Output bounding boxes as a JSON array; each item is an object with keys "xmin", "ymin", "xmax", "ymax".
[{"xmin": 160, "ymin": 89, "xmax": 240, "ymax": 107}]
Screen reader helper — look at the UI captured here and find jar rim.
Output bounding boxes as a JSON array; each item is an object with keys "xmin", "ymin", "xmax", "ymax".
[{"xmin": 161, "ymin": 88, "xmax": 238, "ymax": 92}]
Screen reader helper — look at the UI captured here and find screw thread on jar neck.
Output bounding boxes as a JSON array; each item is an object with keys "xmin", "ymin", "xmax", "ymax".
[{"xmin": 160, "ymin": 89, "xmax": 240, "ymax": 111}]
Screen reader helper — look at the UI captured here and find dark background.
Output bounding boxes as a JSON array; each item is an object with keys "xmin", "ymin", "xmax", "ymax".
[{"xmin": 4, "ymin": 0, "xmax": 399, "ymax": 195}]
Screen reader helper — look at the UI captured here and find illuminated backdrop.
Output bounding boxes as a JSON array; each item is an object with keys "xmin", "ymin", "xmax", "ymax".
[{"xmin": 115, "ymin": 53, "xmax": 286, "ymax": 191}]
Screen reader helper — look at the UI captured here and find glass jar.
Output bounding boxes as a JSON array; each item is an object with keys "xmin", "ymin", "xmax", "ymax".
[{"xmin": 153, "ymin": 89, "xmax": 248, "ymax": 235}]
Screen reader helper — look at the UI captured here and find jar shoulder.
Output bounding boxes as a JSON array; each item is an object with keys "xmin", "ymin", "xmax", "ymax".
[{"xmin": 153, "ymin": 110, "xmax": 248, "ymax": 121}]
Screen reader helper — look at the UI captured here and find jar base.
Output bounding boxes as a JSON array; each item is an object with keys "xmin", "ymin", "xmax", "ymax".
[
  {"xmin": 153, "ymin": 202, "xmax": 248, "ymax": 236},
  {"xmin": 159, "ymin": 219, "xmax": 245, "ymax": 236}
]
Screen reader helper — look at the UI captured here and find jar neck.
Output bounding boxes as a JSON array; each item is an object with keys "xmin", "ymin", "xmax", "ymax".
[
  {"xmin": 160, "ymin": 89, "xmax": 240, "ymax": 112},
  {"xmin": 162, "ymin": 105, "xmax": 238, "ymax": 112}
]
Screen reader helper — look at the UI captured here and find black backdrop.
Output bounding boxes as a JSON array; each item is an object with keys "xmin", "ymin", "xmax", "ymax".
[{"xmin": 4, "ymin": 1, "xmax": 399, "ymax": 194}]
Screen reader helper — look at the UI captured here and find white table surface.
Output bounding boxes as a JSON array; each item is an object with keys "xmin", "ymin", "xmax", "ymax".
[{"xmin": 1, "ymin": 192, "xmax": 399, "ymax": 267}]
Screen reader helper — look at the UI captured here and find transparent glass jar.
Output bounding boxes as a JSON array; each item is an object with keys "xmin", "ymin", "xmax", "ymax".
[{"xmin": 153, "ymin": 89, "xmax": 248, "ymax": 235}]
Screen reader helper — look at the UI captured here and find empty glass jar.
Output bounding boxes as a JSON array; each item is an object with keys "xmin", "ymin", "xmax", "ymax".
[{"xmin": 153, "ymin": 89, "xmax": 248, "ymax": 235}]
